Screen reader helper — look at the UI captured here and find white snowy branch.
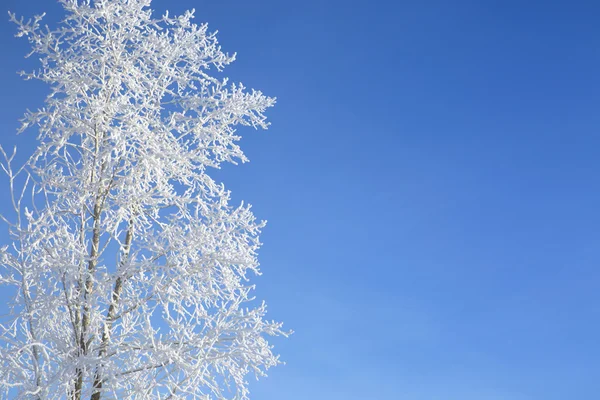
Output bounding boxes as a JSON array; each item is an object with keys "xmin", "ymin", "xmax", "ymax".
[{"xmin": 0, "ymin": 1, "xmax": 287, "ymax": 399}]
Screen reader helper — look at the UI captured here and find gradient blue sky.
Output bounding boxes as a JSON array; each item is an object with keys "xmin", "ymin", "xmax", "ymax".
[{"xmin": 2, "ymin": 0, "xmax": 600, "ymax": 399}]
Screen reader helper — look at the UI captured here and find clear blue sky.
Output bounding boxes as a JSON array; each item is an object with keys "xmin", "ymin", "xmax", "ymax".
[{"xmin": 2, "ymin": 0, "xmax": 600, "ymax": 399}]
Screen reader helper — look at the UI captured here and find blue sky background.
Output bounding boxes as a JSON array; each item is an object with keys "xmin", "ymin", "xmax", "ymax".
[{"xmin": 1, "ymin": 0, "xmax": 600, "ymax": 399}]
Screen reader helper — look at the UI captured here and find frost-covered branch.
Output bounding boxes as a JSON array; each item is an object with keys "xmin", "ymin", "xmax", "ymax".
[{"xmin": 0, "ymin": 1, "xmax": 287, "ymax": 399}]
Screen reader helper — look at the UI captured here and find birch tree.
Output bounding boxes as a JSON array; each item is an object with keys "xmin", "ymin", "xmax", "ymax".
[{"xmin": 0, "ymin": 0, "xmax": 287, "ymax": 398}]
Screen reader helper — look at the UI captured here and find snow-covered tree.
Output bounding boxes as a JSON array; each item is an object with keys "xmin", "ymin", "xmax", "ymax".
[{"xmin": 0, "ymin": 0, "xmax": 287, "ymax": 398}]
